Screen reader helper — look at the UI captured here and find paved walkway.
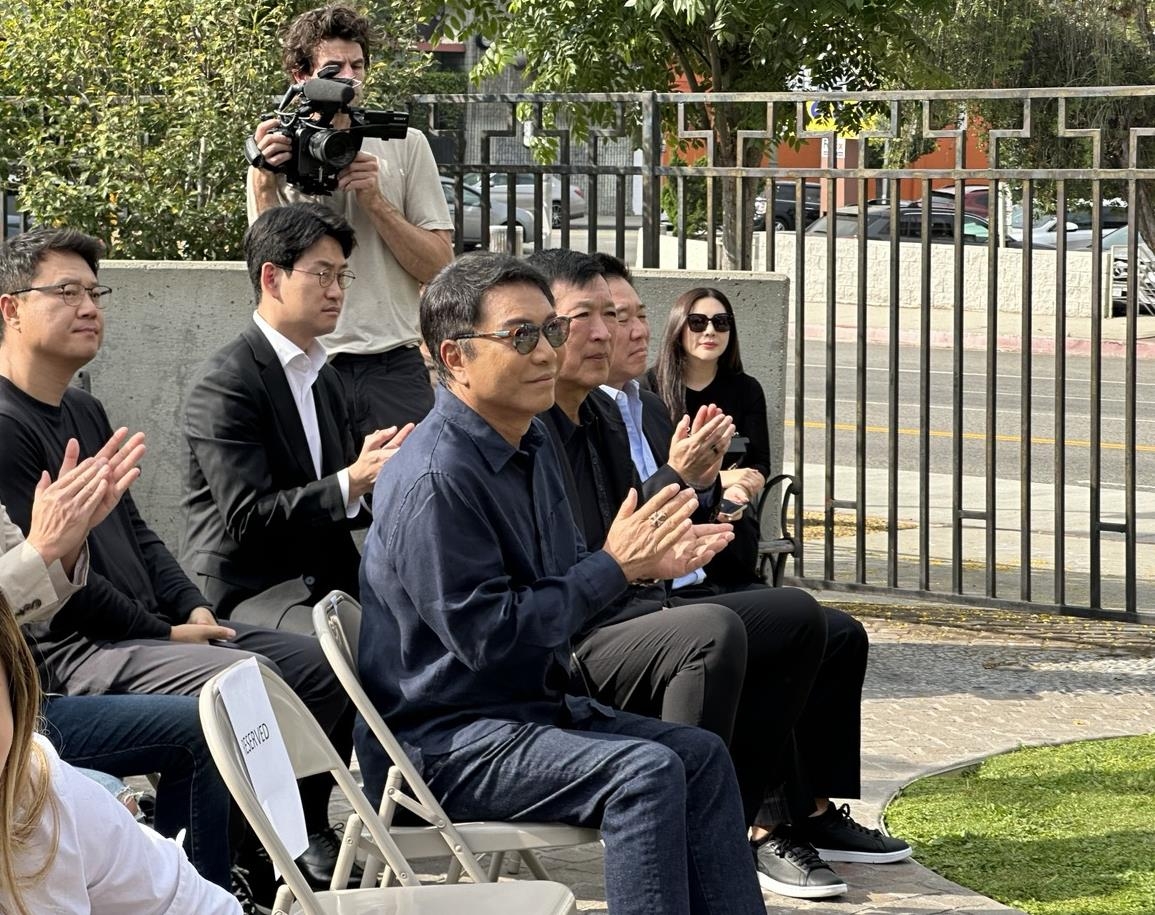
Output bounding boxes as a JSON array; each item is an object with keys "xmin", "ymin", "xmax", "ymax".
[{"xmin": 528, "ymin": 598, "xmax": 1155, "ymax": 913}]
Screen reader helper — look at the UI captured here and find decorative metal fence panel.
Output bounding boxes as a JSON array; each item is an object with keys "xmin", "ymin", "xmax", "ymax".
[{"xmin": 416, "ymin": 87, "xmax": 1155, "ymax": 623}]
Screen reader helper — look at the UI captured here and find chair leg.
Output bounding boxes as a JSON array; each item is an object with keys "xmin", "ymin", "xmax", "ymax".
[
  {"xmin": 332, "ymin": 814, "xmax": 359, "ymax": 889},
  {"xmin": 487, "ymin": 851, "xmax": 506, "ymax": 881},
  {"xmin": 519, "ymin": 849, "xmax": 552, "ymax": 881},
  {"xmin": 272, "ymin": 884, "xmax": 295, "ymax": 915},
  {"xmin": 446, "ymin": 856, "xmax": 463, "ymax": 884}
]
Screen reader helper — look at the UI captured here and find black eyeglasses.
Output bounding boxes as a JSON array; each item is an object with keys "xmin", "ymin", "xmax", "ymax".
[
  {"xmin": 283, "ymin": 266, "xmax": 356, "ymax": 289},
  {"xmin": 452, "ymin": 315, "xmax": 572, "ymax": 355},
  {"xmin": 9, "ymin": 283, "xmax": 112, "ymax": 309},
  {"xmin": 686, "ymin": 312, "xmax": 732, "ymax": 333}
]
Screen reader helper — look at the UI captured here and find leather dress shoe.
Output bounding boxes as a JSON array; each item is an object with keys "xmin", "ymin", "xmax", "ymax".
[{"xmin": 296, "ymin": 826, "xmax": 364, "ymax": 889}]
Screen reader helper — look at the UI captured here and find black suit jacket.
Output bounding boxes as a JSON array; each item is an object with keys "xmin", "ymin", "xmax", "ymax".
[{"xmin": 181, "ymin": 320, "xmax": 365, "ymax": 618}]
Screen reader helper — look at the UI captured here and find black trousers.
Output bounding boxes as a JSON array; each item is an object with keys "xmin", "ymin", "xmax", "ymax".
[
  {"xmin": 330, "ymin": 345, "xmax": 434, "ymax": 440},
  {"xmin": 573, "ymin": 586, "xmax": 853, "ymax": 826},
  {"xmin": 42, "ymin": 621, "xmax": 353, "ymax": 833}
]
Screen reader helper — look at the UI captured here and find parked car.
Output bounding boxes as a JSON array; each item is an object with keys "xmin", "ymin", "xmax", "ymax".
[
  {"xmin": 1102, "ymin": 225, "xmax": 1155, "ymax": 316},
  {"xmin": 805, "ymin": 201, "xmax": 994, "ymax": 245},
  {"xmin": 1028, "ymin": 204, "xmax": 1128, "ymax": 250},
  {"xmin": 464, "ymin": 173, "xmax": 586, "ymax": 228},
  {"xmin": 440, "ymin": 179, "xmax": 536, "ymax": 249},
  {"xmin": 754, "ymin": 182, "xmax": 822, "ymax": 231},
  {"xmin": 929, "ymin": 185, "xmax": 990, "ymax": 217}
]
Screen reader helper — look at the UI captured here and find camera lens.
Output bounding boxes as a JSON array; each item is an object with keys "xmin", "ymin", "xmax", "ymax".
[{"xmin": 307, "ymin": 128, "xmax": 360, "ymax": 169}]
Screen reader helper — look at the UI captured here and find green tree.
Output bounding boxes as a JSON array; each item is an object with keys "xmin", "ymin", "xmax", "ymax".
[
  {"xmin": 909, "ymin": 0, "xmax": 1155, "ymax": 245},
  {"xmin": 0, "ymin": 0, "xmax": 433, "ymax": 259},
  {"xmin": 426, "ymin": 0, "xmax": 946, "ymax": 267}
]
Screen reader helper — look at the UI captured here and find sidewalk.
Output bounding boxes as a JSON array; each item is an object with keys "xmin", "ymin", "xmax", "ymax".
[
  {"xmin": 794, "ymin": 300, "xmax": 1155, "ymax": 359},
  {"xmin": 531, "ymin": 598, "xmax": 1155, "ymax": 913}
]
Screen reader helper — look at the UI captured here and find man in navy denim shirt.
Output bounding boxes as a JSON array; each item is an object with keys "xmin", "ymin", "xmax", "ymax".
[{"xmin": 355, "ymin": 251, "xmax": 766, "ymax": 915}]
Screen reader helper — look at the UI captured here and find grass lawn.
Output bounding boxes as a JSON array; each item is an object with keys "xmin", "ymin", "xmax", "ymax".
[{"xmin": 884, "ymin": 734, "xmax": 1155, "ymax": 915}]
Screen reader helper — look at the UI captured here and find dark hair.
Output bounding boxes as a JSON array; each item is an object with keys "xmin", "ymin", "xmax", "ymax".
[
  {"xmin": 421, "ymin": 251, "xmax": 554, "ymax": 384},
  {"xmin": 525, "ymin": 248, "xmax": 605, "ymax": 290},
  {"xmin": 653, "ymin": 286, "xmax": 743, "ymax": 422},
  {"xmin": 0, "ymin": 228, "xmax": 105, "ymax": 342},
  {"xmin": 589, "ymin": 251, "xmax": 632, "ymax": 285},
  {"xmin": 243, "ymin": 202, "xmax": 356, "ymax": 302},
  {"xmin": 281, "ymin": 5, "xmax": 375, "ymax": 78}
]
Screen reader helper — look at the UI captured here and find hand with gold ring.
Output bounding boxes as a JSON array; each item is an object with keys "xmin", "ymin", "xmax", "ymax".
[{"xmin": 603, "ymin": 484, "xmax": 705, "ymax": 582}]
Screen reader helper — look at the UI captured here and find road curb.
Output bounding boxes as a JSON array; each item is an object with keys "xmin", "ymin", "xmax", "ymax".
[{"xmin": 796, "ymin": 323, "xmax": 1155, "ymax": 358}]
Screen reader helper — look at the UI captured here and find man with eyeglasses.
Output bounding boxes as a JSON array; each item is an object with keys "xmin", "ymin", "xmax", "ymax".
[
  {"xmin": 0, "ymin": 226, "xmax": 355, "ymax": 900},
  {"xmin": 181, "ymin": 202, "xmax": 411, "ymax": 635},
  {"xmin": 248, "ymin": 4, "xmax": 453, "ymax": 440},
  {"xmin": 356, "ymin": 249, "xmax": 766, "ymax": 915}
]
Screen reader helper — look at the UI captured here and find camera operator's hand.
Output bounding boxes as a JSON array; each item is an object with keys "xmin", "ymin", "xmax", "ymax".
[
  {"xmin": 337, "ymin": 152, "xmax": 382, "ymax": 198},
  {"xmin": 252, "ymin": 117, "xmax": 293, "ymax": 171}
]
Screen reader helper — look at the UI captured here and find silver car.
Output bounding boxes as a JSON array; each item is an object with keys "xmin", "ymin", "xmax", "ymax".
[
  {"xmin": 441, "ymin": 179, "xmax": 536, "ymax": 249},
  {"xmin": 466, "ymin": 173, "xmax": 587, "ymax": 228},
  {"xmin": 1102, "ymin": 225, "xmax": 1155, "ymax": 316}
]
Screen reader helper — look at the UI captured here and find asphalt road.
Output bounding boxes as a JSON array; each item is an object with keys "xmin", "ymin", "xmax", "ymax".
[{"xmin": 783, "ymin": 341, "xmax": 1155, "ymax": 493}]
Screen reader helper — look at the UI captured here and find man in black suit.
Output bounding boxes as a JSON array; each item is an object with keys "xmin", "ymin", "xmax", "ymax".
[
  {"xmin": 181, "ymin": 202, "xmax": 411, "ymax": 630},
  {"xmin": 589, "ymin": 251, "xmax": 910, "ymax": 896}
]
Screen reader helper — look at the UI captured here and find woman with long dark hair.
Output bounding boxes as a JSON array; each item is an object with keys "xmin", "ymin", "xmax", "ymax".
[{"xmin": 650, "ymin": 287, "xmax": 769, "ymax": 585}]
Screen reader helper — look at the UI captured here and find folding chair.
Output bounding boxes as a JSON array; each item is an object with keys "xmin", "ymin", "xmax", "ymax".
[
  {"xmin": 312, "ymin": 590, "xmax": 600, "ymax": 885},
  {"xmin": 199, "ymin": 661, "xmax": 577, "ymax": 915}
]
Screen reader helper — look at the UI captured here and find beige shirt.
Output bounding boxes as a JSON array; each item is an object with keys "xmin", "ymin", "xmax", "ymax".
[
  {"xmin": 0, "ymin": 501, "xmax": 88, "ymax": 625},
  {"xmin": 246, "ymin": 129, "xmax": 453, "ymax": 356}
]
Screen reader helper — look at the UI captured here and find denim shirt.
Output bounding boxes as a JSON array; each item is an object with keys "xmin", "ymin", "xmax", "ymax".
[{"xmin": 357, "ymin": 386, "xmax": 626, "ymax": 766}]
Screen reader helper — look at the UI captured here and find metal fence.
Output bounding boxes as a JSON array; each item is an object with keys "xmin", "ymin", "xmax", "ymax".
[{"xmin": 418, "ymin": 87, "xmax": 1155, "ymax": 622}]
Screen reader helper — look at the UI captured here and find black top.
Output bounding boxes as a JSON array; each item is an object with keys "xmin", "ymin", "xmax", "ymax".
[
  {"xmin": 0, "ymin": 378, "xmax": 206, "ymax": 685},
  {"xmin": 678, "ymin": 371, "xmax": 771, "ymax": 479}
]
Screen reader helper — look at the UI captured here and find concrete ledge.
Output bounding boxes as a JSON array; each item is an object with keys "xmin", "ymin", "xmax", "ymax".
[{"xmin": 88, "ymin": 262, "xmax": 791, "ymax": 549}]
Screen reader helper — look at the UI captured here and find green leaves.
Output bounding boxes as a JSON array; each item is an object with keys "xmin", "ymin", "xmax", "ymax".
[{"xmin": 0, "ymin": 0, "xmax": 434, "ymax": 259}]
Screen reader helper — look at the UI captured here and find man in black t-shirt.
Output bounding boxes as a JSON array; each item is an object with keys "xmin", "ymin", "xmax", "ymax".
[{"xmin": 0, "ymin": 226, "xmax": 354, "ymax": 891}]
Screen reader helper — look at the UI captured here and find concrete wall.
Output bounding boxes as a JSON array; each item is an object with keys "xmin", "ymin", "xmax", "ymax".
[{"xmin": 86, "ymin": 262, "xmax": 790, "ymax": 549}]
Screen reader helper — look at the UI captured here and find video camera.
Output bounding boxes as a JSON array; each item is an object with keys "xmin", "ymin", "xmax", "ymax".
[{"xmin": 245, "ymin": 64, "xmax": 409, "ymax": 196}]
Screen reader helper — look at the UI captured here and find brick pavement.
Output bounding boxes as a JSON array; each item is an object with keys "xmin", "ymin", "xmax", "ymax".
[{"xmin": 526, "ymin": 600, "xmax": 1155, "ymax": 914}]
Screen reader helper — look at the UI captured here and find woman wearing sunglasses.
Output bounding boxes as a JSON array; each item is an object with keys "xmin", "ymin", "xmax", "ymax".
[{"xmin": 649, "ymin": 287, "xmax": 769, "ymax": 586}]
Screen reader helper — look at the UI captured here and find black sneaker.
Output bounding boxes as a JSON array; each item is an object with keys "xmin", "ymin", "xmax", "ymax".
[
  {"xmin": 751, "ymin": 830, "xmax": 848, "ymax": 899},
  {"xmin": 795, "ymin": 803, "xmax": 913, "ymax": 864}
]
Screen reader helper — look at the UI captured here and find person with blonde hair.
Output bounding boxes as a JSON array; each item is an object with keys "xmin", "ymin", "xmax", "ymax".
[{"xmin": 0, "ymin": 594, "xmax": 239, "ymax": 914}]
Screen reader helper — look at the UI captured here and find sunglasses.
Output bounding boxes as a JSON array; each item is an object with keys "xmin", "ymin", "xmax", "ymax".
[
  {"xmin": 452, "ymin": 314, "xmax": 572, "ymax": 355},
  {"xmin": 686, "ymin": 313, "xmax": 733, "ymax": 333}
]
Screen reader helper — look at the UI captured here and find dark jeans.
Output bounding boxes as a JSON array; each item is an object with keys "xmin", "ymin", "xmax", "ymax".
[
  {"xmin": 574, "ymin": 586, "xmax": 831, "ymax": 825},
  {"xmin": 330, "ymin": 346, "xmax": 434, "ymax": 440},
  {"xmin": 43, "ymin": 621, "xmax": 352, "ymax": 835},
  {"xmin": 419, "ymin": 710, "xmax": 765, "ymax": 915},
  {"xmin": 41, "ymin": 693, "xmax": 231, "ymax": 888}
]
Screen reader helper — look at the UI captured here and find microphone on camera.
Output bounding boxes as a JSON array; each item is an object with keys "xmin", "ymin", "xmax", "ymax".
[{"xmin": 301, "ymin": 76, "xmax": 355, "ymax": 107}]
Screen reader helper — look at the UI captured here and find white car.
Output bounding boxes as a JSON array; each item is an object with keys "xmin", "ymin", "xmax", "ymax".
[
  {"xmin": 441, "ymin": 179, "xmax": 536, "ymax": 249},
  {"xmin": 465, "ymin": 173, "xmax": 586, "ymax": 228},
  {"xmin": 1102, "ymin": 225, "xmax": 1155, "ymax": 316}
]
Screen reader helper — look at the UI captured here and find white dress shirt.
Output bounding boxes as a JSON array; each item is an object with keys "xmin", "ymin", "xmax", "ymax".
[
  {"xmin": 2, "ymin": 736, "xmax": 240, "ymax": 914},
  {"xmin": 252, "ymin": 312, "xmax": 358, "ymax": 517}
]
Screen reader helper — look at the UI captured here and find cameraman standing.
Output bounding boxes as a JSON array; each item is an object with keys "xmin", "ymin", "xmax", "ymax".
[{"xmin": 247, "ymin": 4, "xmax": 453, "ymax": 433}]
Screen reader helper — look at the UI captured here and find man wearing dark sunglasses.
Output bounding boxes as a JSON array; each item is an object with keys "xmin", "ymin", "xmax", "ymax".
[{"xmin": 355, "ymin": 250, "xmax": 767, "ymax": 915}]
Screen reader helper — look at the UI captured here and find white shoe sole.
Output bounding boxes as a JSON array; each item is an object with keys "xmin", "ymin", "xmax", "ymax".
[
  {"xmin": 756, "ymin": 870, "xmax": 848, "ymax": 899},
  {"xmin": 815, "ymin": 845, "xmax": 913, "ymax": 864}
]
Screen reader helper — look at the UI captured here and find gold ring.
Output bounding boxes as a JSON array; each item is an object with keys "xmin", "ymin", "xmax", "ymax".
[{"xmin": 649, "ymin": 511, "xmax": 667, "ymax": 529}]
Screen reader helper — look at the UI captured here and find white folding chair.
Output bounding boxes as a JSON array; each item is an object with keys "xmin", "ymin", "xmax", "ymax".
[
  {"xmin": 312, "ymin": 590, "xmax": 600, "ymax": 886},
  {"xmin": 198, "ymin": 661, "xmax": 577, "ymax": 915}
]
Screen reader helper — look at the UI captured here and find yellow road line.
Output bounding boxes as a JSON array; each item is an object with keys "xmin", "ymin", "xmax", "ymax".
[{"xmin": 798, "ymin": 420, "xmax": 1155, "ymax": 453}]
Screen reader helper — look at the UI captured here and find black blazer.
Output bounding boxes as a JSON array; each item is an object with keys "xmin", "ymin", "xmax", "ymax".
[{"xmin": 180, "ymin": 321, "xmax": 365, "ymax": 618}]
